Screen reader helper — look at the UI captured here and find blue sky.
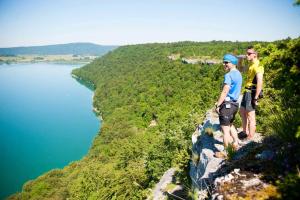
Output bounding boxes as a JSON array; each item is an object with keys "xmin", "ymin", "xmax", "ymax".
[{"xmin": 0, "ymin": 0, "xmax": 300, "ymax": 47}]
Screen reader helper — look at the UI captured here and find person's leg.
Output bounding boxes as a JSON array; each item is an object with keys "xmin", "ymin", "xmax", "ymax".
[
  {"xmin": 247, "ymin": 110, "xmax": 256, "ymax": 139},
  {"xmin": 230, "ymin": 124, "xmax": 239, "ymax": 145},
  {"xmin": 215, "ymin": 124, "xmax": 232, "ymax": 158},
  {"xmin": 240, "ymin": 107, "xmax": 249, "ymax": 135},
  {"xmin": 216, "ymin": 106, "xmax": 233, "ymax": 158},
  {"xmin": 221, "ymin": 125, "xmax": 232, "ymax": 148}
]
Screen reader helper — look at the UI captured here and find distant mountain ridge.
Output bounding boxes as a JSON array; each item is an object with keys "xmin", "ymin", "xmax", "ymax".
[{"xmin": 0, "ymin": 43, "xmax": 118, "ymax": 56}]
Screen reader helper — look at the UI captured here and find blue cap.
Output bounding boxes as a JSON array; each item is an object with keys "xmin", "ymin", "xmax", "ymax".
[{"xmin": 223, "ymin": 54, "xmax": 238, "ymax": 65}]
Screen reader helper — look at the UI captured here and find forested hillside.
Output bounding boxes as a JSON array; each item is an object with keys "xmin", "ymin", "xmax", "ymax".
[
  {"xmin": 0, "ymin": 43, "xmax": 117, "ymax": 56},
  {"xmin": 9, "ymin": 39, "xmax": 300, "ymax": 199},
  {"xmin": 253, "ymin": 38, "xmax": 300, "ymax": 198}
]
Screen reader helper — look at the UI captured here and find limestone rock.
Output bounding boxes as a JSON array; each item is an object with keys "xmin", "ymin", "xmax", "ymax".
[{"xmin": 190, "ymin": 108, "xmax": 269, "ymax": 199}]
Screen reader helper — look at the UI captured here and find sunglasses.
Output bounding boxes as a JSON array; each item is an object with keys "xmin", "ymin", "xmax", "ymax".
[
  {"xmin": 223, "ymin": 61, "xmax": 230, "ymax": 64},
  {"xmin": 247, "ymin": 52, "xmax": 255, "ymax": 55}
]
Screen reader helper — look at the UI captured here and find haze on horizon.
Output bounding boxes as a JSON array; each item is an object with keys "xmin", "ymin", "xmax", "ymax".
[{"xmin": 0, "ymin": 0, "xmax": 300, "ymax": 48}]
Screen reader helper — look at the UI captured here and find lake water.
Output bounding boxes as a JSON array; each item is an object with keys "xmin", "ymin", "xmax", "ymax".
[{"xmin": 0, "ymin": 63, "xmax": 100, "ymax": 199}]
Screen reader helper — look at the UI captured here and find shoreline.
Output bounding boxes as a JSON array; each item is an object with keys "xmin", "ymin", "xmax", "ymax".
[
  {"xmin": 92, "ymin": 93, "xmax": 103, "ymax": 121},
  {"xmin": 0, "ymin": 54, "xmax": 98, "ymax": 65},
  {"xmin": 71, "ymin": 73, "xmax": 103, "ymax": 122},
  {"xmin": 0, "ymin": 60, "xmax": 92, "ymax": 65}
]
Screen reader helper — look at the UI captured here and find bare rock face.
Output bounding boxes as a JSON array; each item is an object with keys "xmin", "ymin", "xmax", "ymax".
[
  {"xmin": 151, "ymin": 168, "xmax": 176, "ymax": 200},
  {"xmin": 190, "ymin": 109, "xmax": 272, "ymax": 199},
  {"xmin": 190, "ymin": 109, "xmax": 225, "ymax": 199},
  {"xmin": 212, "ymin": 169, "xmax": 279, "ymax": 200}
]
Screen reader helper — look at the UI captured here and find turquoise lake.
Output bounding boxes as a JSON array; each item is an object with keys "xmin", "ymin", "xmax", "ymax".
[{"xmin": 0, "ymin": 63, "xmax": 100, "ymax": 199}]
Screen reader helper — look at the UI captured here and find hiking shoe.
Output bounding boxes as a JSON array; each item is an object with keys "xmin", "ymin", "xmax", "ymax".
[
  {"xmin": 214, "ymin": 151, "xmax": 227, "ymax": 159},
  {"xmin": 238, "ymin": 131, "xmax": 248, "ymax": 140}
]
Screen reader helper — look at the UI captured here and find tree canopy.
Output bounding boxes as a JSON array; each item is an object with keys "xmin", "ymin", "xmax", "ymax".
[{"xmin": 9, "ymin": 38, "xmax": 300, "ymax": 199}]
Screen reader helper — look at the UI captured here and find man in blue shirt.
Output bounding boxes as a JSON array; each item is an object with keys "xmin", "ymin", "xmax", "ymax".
[{"xmin": 215, "ymin": 54, "xmax": 242, "ymax": 158}]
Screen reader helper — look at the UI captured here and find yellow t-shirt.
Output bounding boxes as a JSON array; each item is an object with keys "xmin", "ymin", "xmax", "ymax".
[{"xmin": 245, "ymin": 59, "xmax": 264, "ymax": 88}]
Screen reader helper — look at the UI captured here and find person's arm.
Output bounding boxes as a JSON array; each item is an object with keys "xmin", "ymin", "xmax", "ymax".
[
  {"xmin": 215, "ymin": 84, "xmax": 230, "ymax": 112},
  {"xmin": 254, "ymin": 72, "xmax": 263, "ymax": 100}
]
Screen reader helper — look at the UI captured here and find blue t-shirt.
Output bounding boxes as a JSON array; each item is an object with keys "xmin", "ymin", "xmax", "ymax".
[{"xmin": 224, "ymin": 69, "xmax": 242, "ymax": 101}]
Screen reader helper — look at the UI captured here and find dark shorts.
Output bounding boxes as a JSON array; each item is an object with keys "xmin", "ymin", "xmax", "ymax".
[
  {"xmin": 241, "ymin": 92, "xmax": 255, "ymax": 112},
  {"xmin": 219, "ymin": 102, "xmax": 239, "ymax": 126}
]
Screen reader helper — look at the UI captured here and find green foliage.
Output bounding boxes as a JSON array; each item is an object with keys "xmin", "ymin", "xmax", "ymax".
[
  {"xmin": 10, "ymin": 37, "xmax": 300, "ymax": 199},
  {"xmin": 191, "ymin": 151, "xmax": 200, "ymax": 166},
  {"xmin": 276, "ymin": 173, "xmax": 300, "ymax": 199},
  {"xmin": 255, "ymin": 38, "xmax": 300, "ymax": 143},
  {"xmin": 173, "ymin": 148, "xmax": 191, "ymax": 186},
  {"xmin": 204, "ymin": 126, "xmax": 214, "ymax": 137},
  {"xmin": 251, "ymin": 38, "xmax": 300, "ymax": 198},
  {"xmin": 270, "ymin": 109, "xmax": 300, "ymax": 142},
  {"xmin": 11, "ymin": 40, "xmax": 270, "ymax": 199},
  {"xmin": 225, "ymin": 144, "xmax": 236, "ymax": 160}
]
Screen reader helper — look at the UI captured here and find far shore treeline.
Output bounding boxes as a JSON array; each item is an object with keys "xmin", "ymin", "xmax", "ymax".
[
  {"xmin": 0, "ymin": 43, "xmax": 117, "ymax": 56},
  {"xmin": 0, "ymin": 43, "xmax": 118, "ymax": 64},
  {"xmin": 9, "ymin": 38, "xmax": 300, "ymax": 199}
]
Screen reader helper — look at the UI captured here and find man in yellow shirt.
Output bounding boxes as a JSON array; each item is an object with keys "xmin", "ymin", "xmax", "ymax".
[{"xmin": 240, "ymin": 46, "xmax": 264, "ymax": 139}]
